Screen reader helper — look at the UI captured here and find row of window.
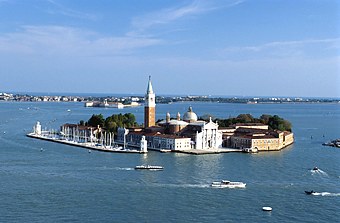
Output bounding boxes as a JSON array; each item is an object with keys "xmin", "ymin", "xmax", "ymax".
[{"xmin": 253, "ymin": 139, "xmax": 278, "ymax": 144}]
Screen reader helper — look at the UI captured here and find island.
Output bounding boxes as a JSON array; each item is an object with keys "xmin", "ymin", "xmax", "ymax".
[{"xmin": 27, "ymin": 77, "xmax": 294, "ymax": 155}]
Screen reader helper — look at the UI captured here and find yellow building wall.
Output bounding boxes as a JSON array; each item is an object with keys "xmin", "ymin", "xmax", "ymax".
[
  {"xmin": 251, "ymin": 132, "xmax": 294, "ymax": 151},
  {"xmin": 252, "ymin": 138, "xmax": 280, "ymax": 151}
]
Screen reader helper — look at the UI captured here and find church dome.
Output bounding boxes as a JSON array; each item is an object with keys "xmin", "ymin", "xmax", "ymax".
[{"xmin": 183, "ymin": 106, "xmax": 198, "ymax": 123}]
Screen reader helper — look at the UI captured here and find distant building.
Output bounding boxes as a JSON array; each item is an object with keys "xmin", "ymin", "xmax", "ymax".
[
  {"xmin": 223, "ymin": 126, "xmax": 294, "ymax": 151},
  {"xmin": 84, "ymin": 99, "xmax": 139, "ymax": 109},
  {"xmin": 85, "ymin": 102, "xmax": 94, "ymax": 107}
]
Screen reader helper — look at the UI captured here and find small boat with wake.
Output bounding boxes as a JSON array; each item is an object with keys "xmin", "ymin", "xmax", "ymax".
[
  {"xmin": 211, "ymin": 180, "xmax": 246, "ymax": 188},
  {"xmin": 305, "ymin": 190, "xmax": 316, "ymax": 195},
  {"xmin": 134, "ymin": 165, "xmax": 164, "ymax": 170},
  {"xmin": 312, "ymin": 167, "xmax": 318, "ymax": 171}
]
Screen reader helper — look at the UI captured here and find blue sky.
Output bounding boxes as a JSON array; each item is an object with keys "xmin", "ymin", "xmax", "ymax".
[{"xmin": 0, "ymin": 0, "xmax": 339, "ymax": 97}]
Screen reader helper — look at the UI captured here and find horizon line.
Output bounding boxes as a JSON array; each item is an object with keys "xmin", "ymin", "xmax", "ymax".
[{"xmin": 2, "ymin": 91, "xmax": 340, "ymax": 100}]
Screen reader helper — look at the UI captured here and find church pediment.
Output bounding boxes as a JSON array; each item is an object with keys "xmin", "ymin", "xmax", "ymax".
[{"xmin": 204, "ymin": 120, "xmax": 219, "ymax": 130}]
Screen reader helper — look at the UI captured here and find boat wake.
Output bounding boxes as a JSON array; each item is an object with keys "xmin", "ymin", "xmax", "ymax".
[
  {"xmin": 116, "ymin": 167, "xmax": 134, "ymax": 171},
  {"xmin": 152, "ymin": 183, "xmax": 210, "ymax": 188},
  {"xmin": 310, "ymin": 169, "xmax": 328, "ymax": 176},
  {"xmin": 181, "ymin": 184, "xmax": 211, "ymax": 188},
  {"xmin": 94, "ymin": 166, "xmax": 134, "ymax": 171},
  {"xmin": 312, "ymin": 192, "xmax": 340, "ymax": 197}
]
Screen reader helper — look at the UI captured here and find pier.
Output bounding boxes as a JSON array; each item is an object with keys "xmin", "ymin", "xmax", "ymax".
[
  {"xmin": 26, "ymin": 121, "xmax": 147, "ymax": 154},
  {"xmin": 27, "ymin": 133, "xmax": 145, "ymax": 153}
]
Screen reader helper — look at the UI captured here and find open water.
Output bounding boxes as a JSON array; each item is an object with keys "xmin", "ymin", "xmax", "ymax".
[{"xmin": 0, "ymin": 101, "xmax": 339, "ymax": 223}]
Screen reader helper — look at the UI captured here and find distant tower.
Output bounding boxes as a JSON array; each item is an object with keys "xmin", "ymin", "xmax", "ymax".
[{"xmin": 144, "ymin": 76, "xmax": 156, "ymax": 128}]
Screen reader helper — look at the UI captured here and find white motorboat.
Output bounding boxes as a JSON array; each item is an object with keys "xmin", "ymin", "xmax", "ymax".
[
  {"xmin": 211, "ymin": 180, "xmax": 246, "ymax": 188},
  {"xmin": 243, "ymin": 148, "xmax": 258, "ymax": 153},
  {"xmin": 134, "ymin": 165, "xmax": 164, "ymax": 170},
  {"xmin": 262, "ymin": 206, "xmax": 272, "ymax": 211}
]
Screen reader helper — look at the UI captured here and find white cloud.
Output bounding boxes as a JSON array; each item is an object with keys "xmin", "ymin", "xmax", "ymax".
[
  {"xmin": 0, "ymin": 25, "xmax": 163, "ymax": 57},
  {"xmin": 130, "ymin": 0, "xmax": 244, "ymax": 34},
  {"xmin": 224, "ymin": 38, "xmax": 340, "ymax": 52},
  {"xmin": 222, "ymin": 38, "xmax": 340, "ymax": 59},
  {"xmin": 45, "ymin": 0, "xmax": 98, "ymax": 21}
]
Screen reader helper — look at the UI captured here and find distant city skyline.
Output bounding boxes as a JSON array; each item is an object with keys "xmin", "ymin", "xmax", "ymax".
[{"xmin": 0, "ymin": 0, "xmax": 339, "ymax": 97}]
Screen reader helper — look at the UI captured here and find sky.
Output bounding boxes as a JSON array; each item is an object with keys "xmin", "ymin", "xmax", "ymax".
[{"xmin": 0, "ymin": 0, "xmax": 339, "ymax": 97}]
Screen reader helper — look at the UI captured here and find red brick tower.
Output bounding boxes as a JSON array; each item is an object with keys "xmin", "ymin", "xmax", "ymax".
[{"xmin": 144, "ymin": 76, "xmax": 155, "ymax": 128}]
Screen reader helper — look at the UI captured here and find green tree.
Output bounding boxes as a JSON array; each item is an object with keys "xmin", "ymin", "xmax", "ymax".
[
  {"xmin": 105, "ymin": 119, "xmax": 117, "ymax": 133},
  {"xmin": 267, "ymin": 115, "xmax": 292, "ymax": 131},
  {"xmin": 259, "ymin": 114, "xmax": 272, "ymax": 124},
  {"xmin": 87, "ymin": 114, "xmax": 105, "ymax": 127},
  {"xmin": 282, "ymin": 120, "xmax": 292, "ymax": 132},
  {"xmin": 99, "ymin": 113, "xmax": 139, "ymax": 134},
  {"xmin": 212, "ymin": 113, "xmax": 292, "ymax": 131},
  {"xmin": 123, "ymin": 113, "xmax": 136, "ymax": 127},
  {"xmin": 236, "ymin": 114, "xmax": 254, "ymax": 123}
]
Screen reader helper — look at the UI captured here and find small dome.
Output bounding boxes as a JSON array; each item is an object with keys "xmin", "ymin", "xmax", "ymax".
[{"xmin": 183, "ymin": 106, "xmax": 198, "ymax": 123}]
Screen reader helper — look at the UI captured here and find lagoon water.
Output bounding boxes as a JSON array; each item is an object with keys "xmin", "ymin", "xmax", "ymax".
[{"xmin": 0, "ymin": 101, "xmax": 339, "ymax": 222}]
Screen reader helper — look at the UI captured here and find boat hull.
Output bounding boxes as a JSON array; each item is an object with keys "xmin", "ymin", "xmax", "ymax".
[
  {"xmin": 135, "ymin": 165, "xmax": 164, "ymax": 170},
  {"xmin": 262, "ymin": 207, "xmax": 272, "ymax": 211},
  {"xmin": 211, "ymin": 181, "xmax": 246, "ymax": 188}
]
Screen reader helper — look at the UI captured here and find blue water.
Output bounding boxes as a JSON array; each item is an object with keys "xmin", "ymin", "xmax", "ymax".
[{"xmin": 0, "ymin": 102, "xmax": 339, "ymax": 222}]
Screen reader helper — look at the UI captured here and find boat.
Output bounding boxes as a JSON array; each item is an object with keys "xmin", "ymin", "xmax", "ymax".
[
  {"xmin": 242, "ymin": 148, "xmax": 258, "ymax": 153},
  {"xmin": 211, "ymin": 180, "xmax": 246, "ymax": 188},
  {"xmin": 305, "ymin": 190, "xmax": 315, "ymax": 195},
  {"xmin": 134, "ymin": 165, "xmax": 164, "ymax": 170},
  {"xmin": 322, "ymin": 139, "xmax": 340, "ymax": 148},
  {"xmin": 262, "ymin": 207, "xmax": 272, "ymax": 211},
  {"xmin": 312, "ymin": 167, "xmax": 318, "ymax": 171}
]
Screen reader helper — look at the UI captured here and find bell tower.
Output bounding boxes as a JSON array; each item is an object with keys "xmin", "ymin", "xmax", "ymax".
[{"xmin": 144, "ymin": 76, "xmax": 156, "ymax": 128}]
